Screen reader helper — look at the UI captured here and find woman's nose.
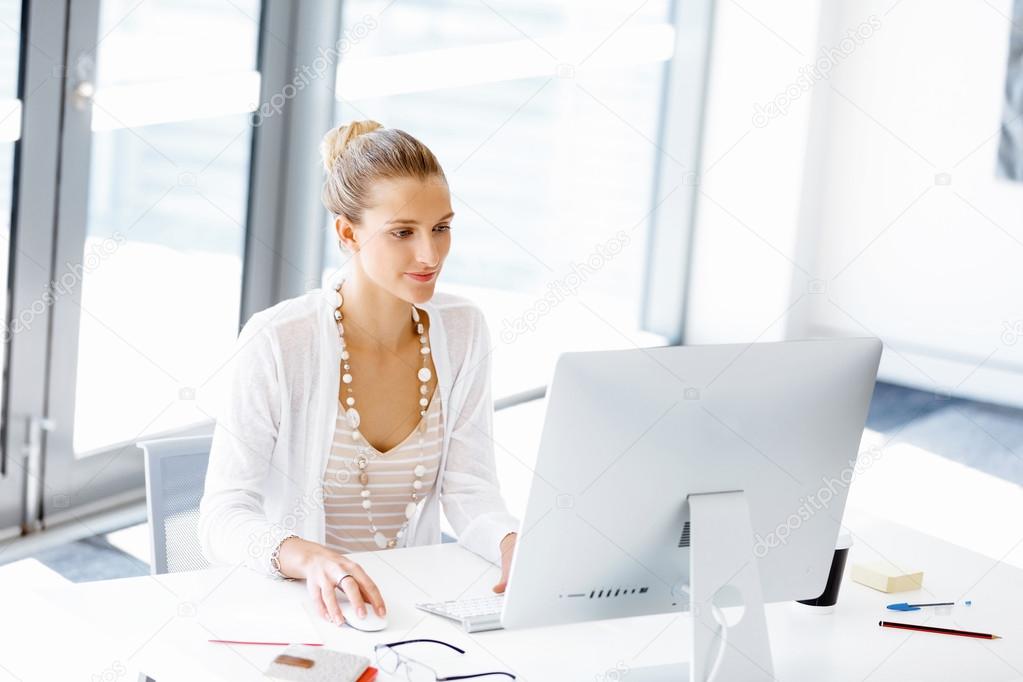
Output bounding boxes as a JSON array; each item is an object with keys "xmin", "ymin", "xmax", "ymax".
[{"xmin": 416, "ymin": 237, "xmax": 439, "ymax": 267}]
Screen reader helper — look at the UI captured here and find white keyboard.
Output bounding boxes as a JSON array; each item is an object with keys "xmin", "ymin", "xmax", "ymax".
[{"xmin": 415, "ymin": 594, "xmax": 505, "ymax": 632}]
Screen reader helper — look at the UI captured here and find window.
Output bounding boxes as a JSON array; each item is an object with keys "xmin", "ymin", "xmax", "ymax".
[
  {"xmin": 67, "ymin": 0, "xmax": 262, "ymax": 455},
  {"xmin": 0, "ymin": 0, "xmax": 22, "ymax": 430},
  {"xmin": 322, "ymin": 0, "xmax": 673, "ymax": 398}
]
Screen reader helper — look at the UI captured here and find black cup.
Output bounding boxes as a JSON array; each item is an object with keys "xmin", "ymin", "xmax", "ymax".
[{"xmin": 798, "ymin": 532, "xmax": 852, "ymax": 612}]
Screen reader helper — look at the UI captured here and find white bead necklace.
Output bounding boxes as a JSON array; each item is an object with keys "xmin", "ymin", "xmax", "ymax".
[{"xmin": 333, "ymin": 282, "xmax": 432, "ymax": 550}]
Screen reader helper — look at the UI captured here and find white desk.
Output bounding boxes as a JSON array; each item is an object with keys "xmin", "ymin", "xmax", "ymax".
[{"xmin": 3, "ymin": 507, "xmax": 1022, "ymax": 681}]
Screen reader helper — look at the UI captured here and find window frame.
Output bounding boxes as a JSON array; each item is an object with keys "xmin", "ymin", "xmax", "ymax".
[{"xmin": 0, "ymin": 0, "xmax": 714, "ymax": 539}]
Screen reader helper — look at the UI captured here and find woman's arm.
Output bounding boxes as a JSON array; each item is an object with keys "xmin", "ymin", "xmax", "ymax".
[
  {"xmin": 198, "ymin": 312, "xmax": 388, "ymax": 624},
  {"xmin": 197, "ymin": 312, "xmax": 293, "ymax": 576},
  {"xmin": 440, "ymin": 307, "xmax": 521, "ymax": 567}
]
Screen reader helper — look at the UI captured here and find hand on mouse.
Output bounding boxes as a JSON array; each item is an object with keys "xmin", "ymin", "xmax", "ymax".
[
  {"xmin": 276, "ymin": 537, "xmax": 386, "ymax": 626},
  {"xmin": 492, "ymin": 532, "xmax": 517, "ymax": 594}
]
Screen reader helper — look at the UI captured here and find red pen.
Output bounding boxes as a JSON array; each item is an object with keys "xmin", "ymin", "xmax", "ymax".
[
  {"xmin": 878, "ymin": 621, "xmax": 1001, "ymax": 640},
  {"xmin": 208, "ymin": 639, "xmax": 324, "ymax": 646}
]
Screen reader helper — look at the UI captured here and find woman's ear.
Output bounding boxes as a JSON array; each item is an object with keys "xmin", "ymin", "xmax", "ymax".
[{"xmin": 336, "ymin": 216, "xmax": 358, "ymax": 253}]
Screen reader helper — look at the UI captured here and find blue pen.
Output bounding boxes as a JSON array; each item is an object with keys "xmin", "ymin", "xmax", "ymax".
[{"xmin": 887, "ymin": 600, "xmax": 971, "ymax": 612}]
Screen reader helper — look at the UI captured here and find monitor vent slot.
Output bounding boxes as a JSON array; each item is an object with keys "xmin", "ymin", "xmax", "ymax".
[
  {"xmin": 678, "ymin": 521, "xmax": 691, "ymax": 548},
  {"xmin": 588, "ymin": 586, "xmax": 648, "ymax": 599}
]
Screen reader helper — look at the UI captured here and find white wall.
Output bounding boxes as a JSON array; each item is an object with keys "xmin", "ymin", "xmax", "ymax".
[
  {"xmin": 689, "ymin": 0, "xmax": 1023, "ymax": 408},
  {"xmin": 804, "ymin": 0, "xmax": 1023, "ymax": 407},
  {"xmin": 686, "ymin": 0, "xmax": 822, "ymax": 344}
]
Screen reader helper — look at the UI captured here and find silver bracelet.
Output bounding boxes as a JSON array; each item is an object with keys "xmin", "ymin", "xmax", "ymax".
[{"xmin": 269, "ymin": 533, "xmax": 299, "ymax": 580}]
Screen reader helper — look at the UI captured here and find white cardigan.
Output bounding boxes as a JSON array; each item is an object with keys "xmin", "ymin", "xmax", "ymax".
[{"xmin": 198, "ymin": 269, "xmax": 520, "ymax": 576}]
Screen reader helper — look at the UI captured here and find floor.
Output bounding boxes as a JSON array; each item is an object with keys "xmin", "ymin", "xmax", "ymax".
[
  {"xmin": 21, "ymin": 381, "xmax": 1023, "ymax": 583},
  {"xmin": 864, "ymin": 382, "xmax": 1023, "ymax": 484},
  {"xmin": 30, "ymin": 533, "xmax": 150, "ymax": 582}
]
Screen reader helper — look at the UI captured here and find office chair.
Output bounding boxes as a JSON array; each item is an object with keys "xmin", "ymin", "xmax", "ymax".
[{"xmin": 138, "ymin": 435, "xmax": 212, "ymax": 574}]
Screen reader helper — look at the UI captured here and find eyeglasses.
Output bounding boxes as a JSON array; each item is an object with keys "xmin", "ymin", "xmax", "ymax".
[{"xmin": 373, "ymin": 638, "xmax": 516, "ymax": 681}]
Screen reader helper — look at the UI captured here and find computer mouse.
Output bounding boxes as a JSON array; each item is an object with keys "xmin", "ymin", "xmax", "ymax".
[{"xmin": 338, "ymin": 600, "xmax": 388, "ymax": 632}]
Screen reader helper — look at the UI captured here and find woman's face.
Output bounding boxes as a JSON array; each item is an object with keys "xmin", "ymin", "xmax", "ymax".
[{"xmin": 339, "ymin": 175, "xmax": 454, "ymax": 305}]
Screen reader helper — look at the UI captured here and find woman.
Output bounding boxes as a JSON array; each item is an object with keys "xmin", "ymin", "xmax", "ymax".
[{"xmin": 198, "ymin": 120, "xmax": 520, "ymax": 627}]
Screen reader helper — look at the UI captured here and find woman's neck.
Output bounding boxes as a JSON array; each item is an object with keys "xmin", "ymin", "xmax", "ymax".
[{"xmin": 338, "ymin": 270, "xmax": 419, "ymax": 354}]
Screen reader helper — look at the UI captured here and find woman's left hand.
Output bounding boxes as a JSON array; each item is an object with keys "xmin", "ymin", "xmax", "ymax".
[{"xmin": 492, "ymin": 532, "xmax": 517, "ymax": 593}]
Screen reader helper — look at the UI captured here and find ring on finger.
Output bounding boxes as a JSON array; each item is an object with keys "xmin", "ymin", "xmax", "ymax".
[{"xmin": 336, "ymin": 573, "xmax": 354, "ymax": 589}]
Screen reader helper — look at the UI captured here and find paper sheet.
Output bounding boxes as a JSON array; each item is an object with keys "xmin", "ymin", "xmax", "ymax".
[{"xmin": 200, "ymin": 598, "xmax": 324, "ymax": 645}]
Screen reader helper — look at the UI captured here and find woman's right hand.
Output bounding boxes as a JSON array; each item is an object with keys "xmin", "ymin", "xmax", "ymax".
[{"xmin": 276, "ymin": 537, "xmax": 386, "ymax": 625}]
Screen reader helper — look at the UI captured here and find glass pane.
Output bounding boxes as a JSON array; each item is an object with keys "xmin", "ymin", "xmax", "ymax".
[
  {"xmin": 72, "ymin": 1, "xmax": 260, "ymax": 456},
  {"xmin": 322, "ymin": 0, "xmax": 672, "ymax": 397},
  {"xmin": 0, "ymin": 0, "xmax": 22, "ymax": 429}
]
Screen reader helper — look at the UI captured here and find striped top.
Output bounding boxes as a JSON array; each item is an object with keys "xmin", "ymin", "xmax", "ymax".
[{"xmin": 323, "ymin": 390, "xmax": 443, "ymax": 554}]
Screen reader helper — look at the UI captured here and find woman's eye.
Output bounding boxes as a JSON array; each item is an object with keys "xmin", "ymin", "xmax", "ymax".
[{"xmin": 392, "ymin": 225, "xmax": 451, "ymax": 239}]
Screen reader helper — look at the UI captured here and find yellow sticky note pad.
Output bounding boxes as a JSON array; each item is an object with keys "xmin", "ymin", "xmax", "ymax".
[{"xmin": 850, "ymin": 560, "xmax": 924, "ymax": 593}]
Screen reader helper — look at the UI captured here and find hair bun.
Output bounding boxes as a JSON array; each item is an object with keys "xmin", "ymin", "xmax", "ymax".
[{"xmin": 320, "ymin": 120, "xmax": 384, "ymax": 172}]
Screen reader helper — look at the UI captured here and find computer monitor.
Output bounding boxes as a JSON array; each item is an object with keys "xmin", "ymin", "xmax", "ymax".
[{"xmin": 500, "ymin": 337, "xmax": 882, "ymax": 681}]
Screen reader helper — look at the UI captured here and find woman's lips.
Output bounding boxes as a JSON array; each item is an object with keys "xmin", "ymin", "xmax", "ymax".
[{"xmin": 405, "ymin": 271, "xmax": 436, "ymax": 282}]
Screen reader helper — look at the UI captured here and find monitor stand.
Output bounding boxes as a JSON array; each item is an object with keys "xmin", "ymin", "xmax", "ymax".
[{"xmin": 627, "ymin": 491, "xmax": 776, "ymax": 681}]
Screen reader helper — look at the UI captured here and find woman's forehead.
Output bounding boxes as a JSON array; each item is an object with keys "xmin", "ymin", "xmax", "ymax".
[{"xmin": 367, "ymin": 176, "xmax": 452, "ymax": 219}]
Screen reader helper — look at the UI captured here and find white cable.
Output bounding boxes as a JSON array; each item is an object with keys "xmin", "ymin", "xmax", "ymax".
[
  {"xmin": 679, "ymin": 583, "xmax": 729, "ymax": 682},
  {"xmin": 703, "ymin": 603, "xmax": 729, "ymax": 682}
]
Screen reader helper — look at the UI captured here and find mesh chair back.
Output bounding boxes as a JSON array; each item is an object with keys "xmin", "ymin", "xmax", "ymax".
[{"xmin": 139, "ymin": 435, "xmax": 213, "ymax": 574}]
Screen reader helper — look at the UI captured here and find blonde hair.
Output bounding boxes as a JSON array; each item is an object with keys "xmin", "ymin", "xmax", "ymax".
[{"xmin": 320, "ymin": 120, "xmax": 446, "ymax": 231}]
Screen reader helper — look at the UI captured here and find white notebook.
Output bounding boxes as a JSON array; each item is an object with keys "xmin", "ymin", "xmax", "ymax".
[
  {"xmin": 264, "ymin": 645, "xmax": 372, "ymax": 682},
  {"xmin": 201, "ymin": 599, "xmax": 324, "ymax": 646}
]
